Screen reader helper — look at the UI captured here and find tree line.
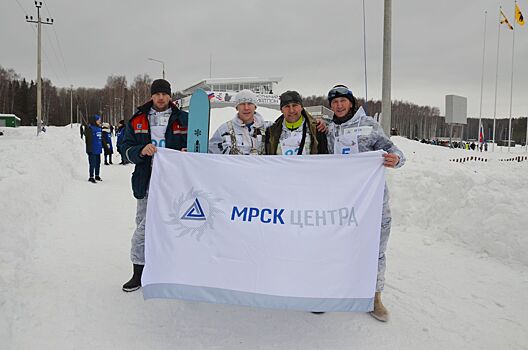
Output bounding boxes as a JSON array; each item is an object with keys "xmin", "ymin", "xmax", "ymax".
[
  {"xmin": 1, "ymin": 65, "xmax": 526, "ymax": 144},
  {"xmin": 0, "ymin": 65, "xmax": 154, "ymax": 127}
]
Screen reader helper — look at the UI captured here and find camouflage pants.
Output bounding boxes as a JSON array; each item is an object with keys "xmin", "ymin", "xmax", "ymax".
[
  {"xmin": 130, "ymin": 195, "xmax": 148, "ymax": 265},
  {"xmin": 377, "ymin": 186, "xmax": 391, "ymax": 292}
]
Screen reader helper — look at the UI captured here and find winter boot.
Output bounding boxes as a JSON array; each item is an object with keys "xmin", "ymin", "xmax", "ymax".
[
  {"xmin": 122, "ymin": 264, "xmax": 144, "ymax": 292},
  {"xmin": 95, "ymin": 176, "xmax": 102, "ymax": 181},
  {"xmin": 370, "ymin": 292, "xmax": 389, "ymax": 322},
  {"xmin": 88, "ymin": 177, "xmax": 97, "ymax": 184},
  {"xmin": 104, "ymin": 161, "xmax": 109, "ymax": 165}
]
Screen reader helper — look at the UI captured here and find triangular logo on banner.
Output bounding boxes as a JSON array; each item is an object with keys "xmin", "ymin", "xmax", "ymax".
[{"xmin": 181, "ymin": 198, "xmax": 206, "ymax": 221}]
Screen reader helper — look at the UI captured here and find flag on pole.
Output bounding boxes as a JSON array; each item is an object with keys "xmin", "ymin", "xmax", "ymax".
[
  {"xmin": 515, "ymin": 3, "xmax": 525, "ymax": 26},
  {"xmin": 501, "ymin": 9, "xmax": 514, "ymax": 30},
  {"xmin": 479, "ymin": 123, "xmax": 485, "ymax": 143}
]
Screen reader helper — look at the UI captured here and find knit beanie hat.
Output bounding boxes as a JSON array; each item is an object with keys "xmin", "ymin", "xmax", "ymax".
[
  {"xmin": 327, "ymin": 85, "xmax": 355, "ymax": 104},
  {"xmin": 280, "ymin": 91, "xmax": 303, "ymax": 108},
  {"xmin": 150, "ymin": 79, "xmax": 171, "ymax": 96},
  {"xmin": 234, "ymin": 89, "xmax": 258, "ymax": 107}
]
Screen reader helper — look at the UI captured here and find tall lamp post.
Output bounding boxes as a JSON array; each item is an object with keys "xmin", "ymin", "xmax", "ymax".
[
  {"xmin": 148, "ymin": 58, "xmax": 165, "ymax": 79},
  {"xmin": 381, "ymin": 0, "xmax": 392, "ymax": 137}
]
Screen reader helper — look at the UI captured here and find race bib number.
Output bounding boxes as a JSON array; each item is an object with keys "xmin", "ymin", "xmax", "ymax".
[
  {"xmin": 334, "ymin": 133, "xmax": 358, "ymax": 155},
  {"xmin": 280, "ymin": 133, "xmax": 303, "ymax": 156}
]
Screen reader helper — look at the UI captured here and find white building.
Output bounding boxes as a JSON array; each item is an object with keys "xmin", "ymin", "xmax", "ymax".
[{"xmin": 180, "ymin": 77, "xmax": 282, "ymax": 110}]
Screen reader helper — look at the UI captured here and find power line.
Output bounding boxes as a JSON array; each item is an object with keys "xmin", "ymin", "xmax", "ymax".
[
  {"xmin": 13, "ymin": 0, "xmax": 61, "ymax": 83},
  {"xmin": 13, "ymin": 0, "xmax": 29, "ymax": 15},
  {"xmin": 27, "ymin": 23, "xmax": 62, "ymax": 84},
  {"xmin": 43, "ymin": 24, "xmax": 66, "ymax": 82},
  {"xmin": 43, "ymin": 1, "xmax": 70, "ymax": 83}
]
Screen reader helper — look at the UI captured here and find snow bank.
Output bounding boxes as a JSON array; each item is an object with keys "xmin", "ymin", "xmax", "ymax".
[
  {"xmin": 1, "ymin": 125, "xmax": 527, "ymax": 349},
  {"xmin": 0, "ymin": 126, "xmax": 86, "ymax": 340},
  {"xmin": 389, "ymin": 137, "xmax": 528, "ymax": 266}
]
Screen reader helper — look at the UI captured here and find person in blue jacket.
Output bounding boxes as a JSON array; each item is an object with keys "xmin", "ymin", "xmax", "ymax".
[
  {"xmin": 102, "ymin": 122, "xmax": 114, "ymax": 165},
  {"xmin": 116, "ymin": 119, "xmax": 129, "ymax": 164},
  {"xmin": 120, "ymin": 79, "xmax": 188, "ymax": 292},
  {"xmin": 84, "ymin": 114, "xmax": 103, "ymax": 183}
]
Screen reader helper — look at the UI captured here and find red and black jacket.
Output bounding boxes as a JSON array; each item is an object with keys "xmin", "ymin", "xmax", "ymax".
[{"xmin": 122, "ymin": 100, "xmax": 188, "ymax": 199}]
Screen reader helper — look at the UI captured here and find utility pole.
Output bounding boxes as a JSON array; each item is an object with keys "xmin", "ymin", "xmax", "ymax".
[
  {"xmin": 26, "ymin": 1, "xmax": 53, "ymax": 136},
  {"xmin": 70, "ymin": 85, "xmax": 73, "ymax": 128},
  {"xmin": 381, "ymin": 0, "xmax": 392, "ymax": 136}
]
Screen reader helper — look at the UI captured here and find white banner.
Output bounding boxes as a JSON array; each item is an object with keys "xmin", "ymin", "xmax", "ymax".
[{"xmin": 142, "ymin": 148, "xmax": 386, "ymax": 312}]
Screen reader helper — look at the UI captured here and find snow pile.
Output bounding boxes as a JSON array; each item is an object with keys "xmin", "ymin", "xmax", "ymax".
[
  {"xmin": 0, "ymin": 126, "xmax": 86, "ymax": 340},
  {"xmin": 389, "ymin": 137, "xmax": 528, "ymax": 266},
  {"xmin": 1, "ymin": 126, "xmax": 527, "ymax": 349}
]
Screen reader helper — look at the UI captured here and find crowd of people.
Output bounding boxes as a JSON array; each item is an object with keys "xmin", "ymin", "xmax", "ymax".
[
  {"xmin": 84, "ymin": 79, "xmax": 405, "ymax": 322},
  {"xmin": 81, "ymin": 117, "xmax": 130, "ymax": 183},
  {"xmin": 416, "ymin": 137, "xmax": 490, "ymax": 152}
]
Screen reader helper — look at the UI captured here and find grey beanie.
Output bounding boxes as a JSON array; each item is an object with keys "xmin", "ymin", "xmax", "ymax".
[{"xmin": 234, "ymin": 89, "xmax": 258, "ymax": 107}]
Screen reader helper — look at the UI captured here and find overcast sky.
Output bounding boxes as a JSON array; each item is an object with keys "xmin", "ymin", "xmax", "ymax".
[{"xmin": 2, "ymin": 0, "xmax": 528, "ymax": 117}]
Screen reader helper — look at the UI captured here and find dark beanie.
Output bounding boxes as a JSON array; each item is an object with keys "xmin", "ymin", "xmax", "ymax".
[
  {"xmin": 280, "ymin": 90, "xmax": 303, "ymax": 109},
  {"xmin": 150, "ymin": 79, "xmax": 171, "ymax": 96}
]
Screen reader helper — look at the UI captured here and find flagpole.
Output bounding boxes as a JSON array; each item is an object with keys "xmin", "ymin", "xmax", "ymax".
[
  {"xmin": 525, "ymin": 114, "xmax": 528, "ymax": 152},
  {"xmin": 507, "ymin": 2, "xmax": 516, "ymax": 153},
  {"xmin": 492, "ymin": 7, "xmax": 502, "ymax": 152},
  {"xmin": 362, "ymin": 0, "xmax": 368, "ymax": 115},
  {"xmin": 478, "ymin": 11, "xmax": 488, "ymax": 147}
]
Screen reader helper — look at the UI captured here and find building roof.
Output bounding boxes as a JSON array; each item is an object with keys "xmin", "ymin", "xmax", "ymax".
[
  {"xmin": 0, "ymin": 114, "xmax": 21, "ymax": 121},
  {"xmin": 182, "ymin": 77, "xmax": 282, "ymax": 94}
]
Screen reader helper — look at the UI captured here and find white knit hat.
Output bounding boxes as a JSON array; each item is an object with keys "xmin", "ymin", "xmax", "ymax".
[{"xmin": 234, "ymin": 89, "xmax": 258, "ymax": 108}]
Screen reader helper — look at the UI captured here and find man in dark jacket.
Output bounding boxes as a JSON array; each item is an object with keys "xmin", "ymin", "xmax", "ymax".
[
  {"xmin": 121, "ymin": 79, "xmax": 188, "ymax": 292},
  {"xmin": 116, "ymin": 119, "xmax": 128, "ymax": 164},
  {"xmin": 102, "ymin": 122, "xmax": 114, "ymax": 165},
  {"xmin": 265, "ymin": 90, "xmax": 328, "ymax": 155},
  {"xmin": 84, "ymin": 115, "xmax": 103, "ymax": 183}
]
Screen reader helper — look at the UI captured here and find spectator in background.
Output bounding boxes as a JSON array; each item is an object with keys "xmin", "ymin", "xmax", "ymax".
[
  {"xmin": 116, "ymin": 119, "xmax": 128, "ymax": 164},
  {"xmin": 102, "ymin": 122, "xmax": 114, "ymax": 165},
  {"xmin": 84, "ymin": 115, "xmax": 103, "ymax": 183}
]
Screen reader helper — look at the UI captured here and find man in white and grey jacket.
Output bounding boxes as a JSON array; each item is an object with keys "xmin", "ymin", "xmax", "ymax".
[
  {"xmin": 209, "ymin": 90, "xmax": 269, "ymax": 155},
  {"xmin": 326, "ymin": 84, "xmax": 405, "ymax": 322}
]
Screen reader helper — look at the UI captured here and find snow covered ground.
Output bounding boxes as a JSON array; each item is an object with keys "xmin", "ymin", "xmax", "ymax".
[{"xmin": 1, "ymin": 122, "xmax": 527, "ymax": 349}]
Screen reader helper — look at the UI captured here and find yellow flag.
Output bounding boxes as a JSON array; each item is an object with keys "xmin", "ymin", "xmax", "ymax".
[
  {"xmin": 516, "ymin": 3, "xmax": 525, "ymax": 26},
  {"xmin": 501, "ymin": 9, "xmax": 514, "ymax": 30}
]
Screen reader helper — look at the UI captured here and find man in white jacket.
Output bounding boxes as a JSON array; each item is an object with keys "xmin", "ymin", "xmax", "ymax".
[{"xmin": 209, "ymin": 90, "xmax": 269, "ymax": 155}]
